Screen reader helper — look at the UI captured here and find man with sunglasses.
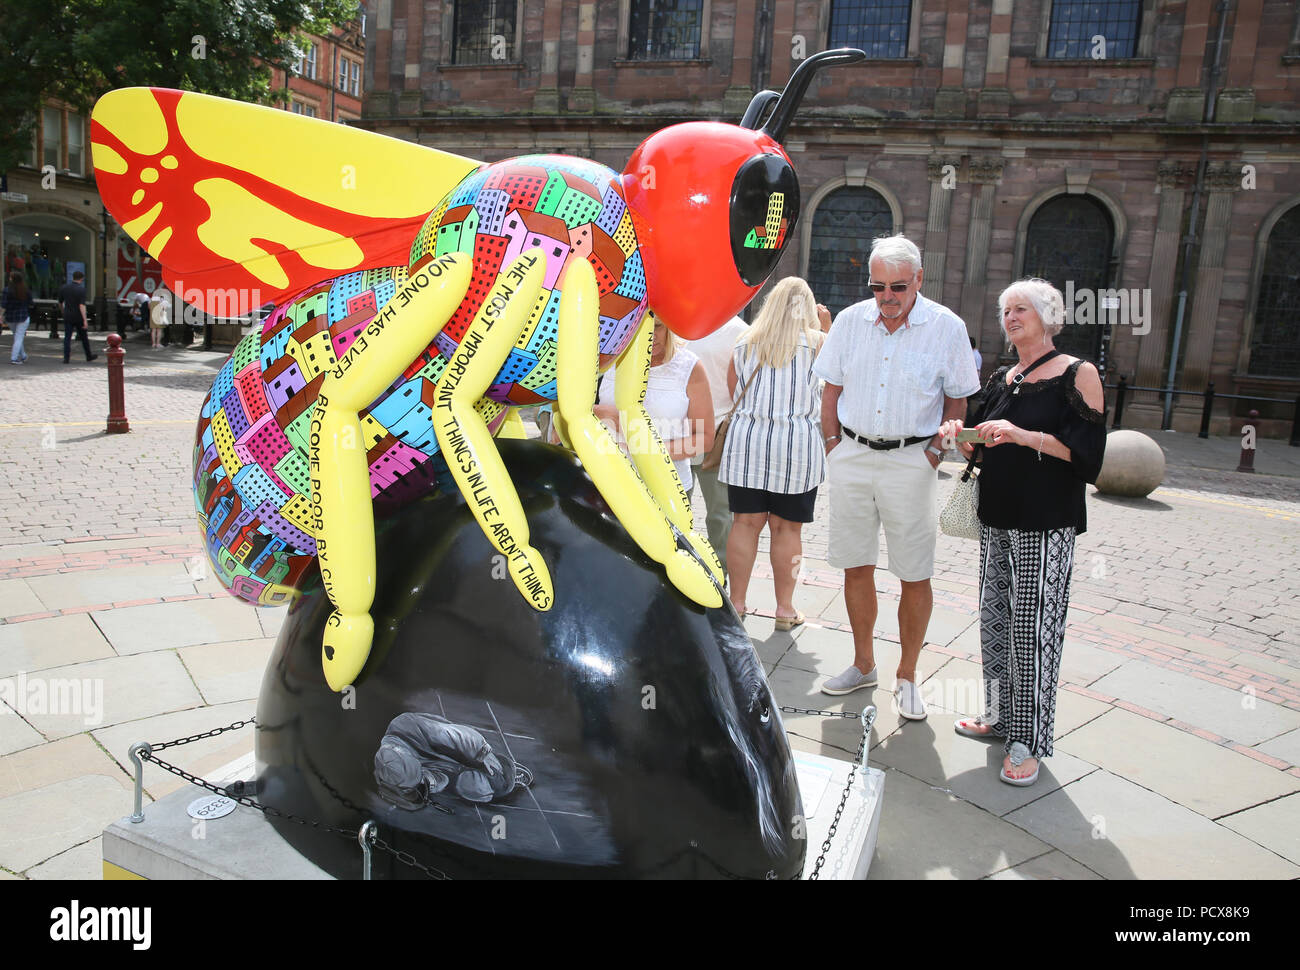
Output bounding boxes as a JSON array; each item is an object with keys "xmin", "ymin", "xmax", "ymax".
[{"xmin": 813, "ymin": 234, "xmax": 979, "ymax": 720}]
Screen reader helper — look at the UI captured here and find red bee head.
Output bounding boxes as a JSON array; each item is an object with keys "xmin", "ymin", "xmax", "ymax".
[{"xmin": 621, "ymin": 49, "xmax": 865, "ymax": 340}]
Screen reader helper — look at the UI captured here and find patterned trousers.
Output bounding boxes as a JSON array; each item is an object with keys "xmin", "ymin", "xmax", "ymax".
[{"xmin": 977, "ymin": 524, "xmax": 1076, "ymax": 760}]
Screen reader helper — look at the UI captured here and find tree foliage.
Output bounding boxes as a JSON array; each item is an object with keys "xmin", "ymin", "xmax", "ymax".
[{"xmin": 0, "ymin": 0, "xmax": 358, "ymax": 175}]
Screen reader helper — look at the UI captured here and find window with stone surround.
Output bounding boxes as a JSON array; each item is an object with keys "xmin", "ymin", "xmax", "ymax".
[
  {"xmin": 453, "ymin": 0, "xmax": 518, "ymax": 65},
  {"xmin": 1248, "ymin": 204, "xmax": 1300, "ymax": 378},
  {"xmin": 807, "ymin": 186, "xmax": 894, "ymax": 318},
  {"xmin": 1046, "ymin": 0, "xmax": 1141, "ymax": 59},
  {"xmin": 1021, "ymin": 194, "xmax": 1115, "ymax": 367},
  {"xmin": 828, "ymin": 0, "xmax": 911, "ymax": 59},
  {"xmin": 628, "ymin": 0, "xmax": 705, "ymax": 60}
]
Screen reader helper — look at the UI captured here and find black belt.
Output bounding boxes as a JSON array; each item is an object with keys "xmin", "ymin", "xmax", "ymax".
[{"xmin": 841, "ymin": 426, "xmax": 932, "ymax": 450}]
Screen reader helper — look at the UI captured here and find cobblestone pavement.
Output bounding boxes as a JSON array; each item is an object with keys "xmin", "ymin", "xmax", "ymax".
[{"xmin": 1, "ymin": 325, "xmax": 1297, "ymax": 880}]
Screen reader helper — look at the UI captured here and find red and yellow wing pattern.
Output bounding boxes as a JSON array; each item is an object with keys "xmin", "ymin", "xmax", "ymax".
[{"xmin": 91, "ymin": 88, "xmax": 482, "ymax": 315}]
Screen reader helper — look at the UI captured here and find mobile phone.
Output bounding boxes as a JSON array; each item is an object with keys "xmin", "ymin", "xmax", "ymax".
[{"xmin": 956, "ymin": 429, "xmax": 983, "ymax": 443}]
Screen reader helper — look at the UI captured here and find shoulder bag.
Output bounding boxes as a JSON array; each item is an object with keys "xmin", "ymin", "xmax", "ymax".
[{"xmin": 701, "ymin": 363, "xmax": 753, "ymax": 472}]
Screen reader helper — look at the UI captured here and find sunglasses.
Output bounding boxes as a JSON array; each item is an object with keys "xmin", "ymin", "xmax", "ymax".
[{"xmin": 868, "ymin": 281, "xmax": 913, "ymax": 293}]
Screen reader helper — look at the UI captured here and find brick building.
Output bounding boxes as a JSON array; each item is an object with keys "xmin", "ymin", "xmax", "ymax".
[
  {"xmin": 270, "ymin": 18, "xmax": 368, "ymax": 123},
  {"xmin": 359, "ymin": 0, "xmax": 1300, "ymax": 434}
]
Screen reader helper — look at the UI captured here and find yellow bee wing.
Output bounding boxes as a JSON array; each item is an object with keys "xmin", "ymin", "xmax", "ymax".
[{"xmin": 91, "ymin": 87, "xmax": 482, "ymax": 314}]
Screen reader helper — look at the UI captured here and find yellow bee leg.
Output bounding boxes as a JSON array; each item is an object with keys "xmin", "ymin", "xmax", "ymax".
[
  {"xmin": 550, "ymin": 410, "xmax": 573, "ymax": 449},
  {"xmin": 497, "ymin": 409, "xmax": 528, "ymax": 440},
  {"xmin": 313, "ymin": 254, "xmax": 472, "ymax": 691},
  {"xmin": 432, "ymin": 249, "xmax": 554, "ymax": 611},
  {"xmin": 556, "ymin": 259, "xmax": 722, "ymax": 609},
  {"xmin": 615, "ymin": 311, "xmax": 724, "ymax": 584}
]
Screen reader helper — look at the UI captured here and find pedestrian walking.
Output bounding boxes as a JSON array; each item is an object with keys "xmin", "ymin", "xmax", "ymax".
[
  {"xmin": 2, "ymin": 271, "xmax": 33, "ymax": 365},
  {"xmin": 150, "ymin": 285, "xmax": 171, "ymax": 349},
  {"xmin": 58, "ymin": 270, "xmax": 97, "ymax": 363}
]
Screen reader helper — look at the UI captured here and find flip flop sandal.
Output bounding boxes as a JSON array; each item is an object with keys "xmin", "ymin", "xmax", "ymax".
[
  {"xmin": 999, "ymin": 742, "xmax": 1040, "ymax": 787},
  {"xmin": 773, "ymin": 611, "xmax": 805, "ymax": 632},
  {"xmin": 954, "ymin": 717, "xmax": 1004, "ymax": 740}
]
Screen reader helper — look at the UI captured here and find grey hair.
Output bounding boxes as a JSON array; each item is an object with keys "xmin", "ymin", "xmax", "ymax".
[
  {"xmin": 868, "ymin": 234, "xmax": 922, "ymax": 275},
  {"xmin": 998, "ymin": 278, "xmax": 1065, "ymax": 338}
]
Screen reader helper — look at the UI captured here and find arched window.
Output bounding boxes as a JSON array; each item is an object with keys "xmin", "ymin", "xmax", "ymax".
[
  {"xmin": 1249, "ymin": 204, "xmax": 1300, "ymax": 378},
  {"xmin": 807, "ymin": 186, "xmax": 893, "ymax": 318},
  {"xmin": 1021, "ymin": 194, "xmax": 1115, "ymax": 366}
]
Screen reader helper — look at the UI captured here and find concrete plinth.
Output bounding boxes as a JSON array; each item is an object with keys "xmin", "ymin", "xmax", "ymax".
[{"xmin": 103, "ymin": 748, "xmax": 884, "ymax": 880}]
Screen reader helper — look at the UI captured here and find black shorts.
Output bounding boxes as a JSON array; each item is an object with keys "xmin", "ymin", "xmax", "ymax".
[{"xmin": 727, "ymin": 484, "xmax": 819, "ymax": 523}]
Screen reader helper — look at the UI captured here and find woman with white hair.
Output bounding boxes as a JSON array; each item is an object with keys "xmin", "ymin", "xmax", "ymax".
[
  {"xmin": 939, "ymin": 277, "xmax": 1106, "ymax": 787},
  {"xmin": 720, "ymin": 276, "xmax": 828, "ymax": 629}
]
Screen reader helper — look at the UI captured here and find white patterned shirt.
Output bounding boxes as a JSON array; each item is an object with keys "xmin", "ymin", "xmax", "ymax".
[{"xmin": 812, "ymin": 293, "xmax": 980, "ymax": 439}]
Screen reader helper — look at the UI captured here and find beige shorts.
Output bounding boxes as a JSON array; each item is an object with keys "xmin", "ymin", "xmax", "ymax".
[{"xmin": 826, "ymin": 438, "xmax": 937, "ymax": 581}]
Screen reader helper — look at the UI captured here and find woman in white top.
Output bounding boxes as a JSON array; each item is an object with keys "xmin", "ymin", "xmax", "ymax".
[
  {"xmin": 595, "ymin": 317, "xmax": 714, "ymax": 492},
  {"xmin": 720, "ymin": 277, "xmax": 827, "ymax": 628}
]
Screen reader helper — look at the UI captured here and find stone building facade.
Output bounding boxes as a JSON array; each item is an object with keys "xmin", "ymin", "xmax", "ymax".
[{"xmin": 359, "ymin": 0, "xmax": 1300, "ymax": 434}]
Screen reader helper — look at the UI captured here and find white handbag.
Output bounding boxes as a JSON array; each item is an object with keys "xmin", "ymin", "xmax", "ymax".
[{"xmin": 939, "ymin": 455, "xmax": 981, "ymax": 540}]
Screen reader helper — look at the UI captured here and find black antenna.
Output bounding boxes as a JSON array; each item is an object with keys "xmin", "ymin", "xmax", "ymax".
[
  {"xmin": 740, "ymin": 89, "xmax": 780, "ymax": 130},
  {"xmin": 760, "ymin": 48, "xmax": 866, "ymax": 144}
]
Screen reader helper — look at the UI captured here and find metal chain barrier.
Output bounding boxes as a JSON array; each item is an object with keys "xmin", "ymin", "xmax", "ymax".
[
  {"xmin": 128, "ymin": 717, "xmax": 452, "ymax": 880},
  {"xmin": 779, "ymin": 704, "xmax": 878, "ymax": 881},
  {"xmin": 129, "ymin": 706, "xmax": 875, "ymax": 882}
]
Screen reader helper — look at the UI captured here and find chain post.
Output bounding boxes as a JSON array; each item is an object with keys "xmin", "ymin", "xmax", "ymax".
[
  {"xmin": 858, "ymin": 706, "xmax": 877, "ymax": 768},
  {"xmin": 128, "ymin": 742, "xmax": 152, "ymax": 823},
  {"xmin": 359, "ymin": 821, "xmax": 377, "ymax": 880}
]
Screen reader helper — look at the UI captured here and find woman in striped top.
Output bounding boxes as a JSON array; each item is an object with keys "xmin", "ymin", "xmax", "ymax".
[{"xmin": 720, "ymin": 277, "xmax": 828, "ymax": 629}]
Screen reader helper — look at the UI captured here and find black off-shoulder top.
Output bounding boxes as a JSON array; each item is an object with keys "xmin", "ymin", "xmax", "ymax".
[{"xmin": 970, "ymin": 359, "xmax": 1107, "ymax": 534}]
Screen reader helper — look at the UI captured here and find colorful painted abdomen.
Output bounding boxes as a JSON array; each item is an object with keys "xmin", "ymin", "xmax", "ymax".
[{"xmin": 194, "ymin": 154, "xmax": 649, "ymax": 607}]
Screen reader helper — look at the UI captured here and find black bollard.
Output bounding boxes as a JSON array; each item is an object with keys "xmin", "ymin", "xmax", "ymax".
[
  {"xmin": 1112, "ymin": 376, "xmax": 1128, "ymax": 429},
  {"xmin": 1199, "ymin": 382, "xmax": 1214, "ymax": 439},
  {"xmin": 1236, "ymin": 409, "xmax": 1258, "ymax": 473}
]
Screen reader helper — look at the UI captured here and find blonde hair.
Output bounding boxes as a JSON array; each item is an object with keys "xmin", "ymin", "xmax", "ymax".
[
  {"xmin": 738, "ymin": 276, "xmax": 824, "ymax": 368},
  {"xmin": 652, "ymin": 316, "xmax": 678, "ymax": 365}
]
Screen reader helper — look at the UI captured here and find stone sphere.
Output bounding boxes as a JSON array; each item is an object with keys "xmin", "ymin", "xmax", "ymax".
[{"xmin": 1095, "ymin": 430, "xmax": 1165, "ymax": 498}]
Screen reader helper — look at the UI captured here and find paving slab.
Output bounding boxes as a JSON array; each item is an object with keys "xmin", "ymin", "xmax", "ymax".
[
  {"xmin": 177, "ymin": 638, "xmax": 276, "ymax": 706},
  {"xmin": 1229, "ymin": 652, "xmax": 1300, "ymax": 683},
  {"xmin": 866, "ymin": 769, "xmax": 1051, "ymax": 880},
  {"xmin": 871, "ymin": 706, "xmax": 1099, "ymax": 818},
  {"xmin": 775, "ymin": 623, "xmax": 858, "ymax": 676},
  {"xmin": 984, "ymin": 850, "xmax": 1103, "ymax": 880},
  {"xmin": 767, "ymin": 665, "xmax": 895, "ymax": 756},
  {"xmin": 256, "ymin": 606, "xmax": 288, "ymax": 639},
  {"xmin": 93, "ymin": 597, "xmax": 266, "ymax": 654},
  {"xmin": 0, "ymin": 614, "xmax": 114, "ymax": 679},
  {"xmin": 26, "ymin": 837, "xmax": 102, "ymax": 879},
  {"xmin": 0, "ymin": 707, "xmax": 43, "ymax": 756},
  {"xmin": 1052, "ymin": 689, "xmax": 1113, "ymax": 737},
  {"xmin": 92, "ymin": 699, "xmax": 257, "ymax": 800},
  {"xmin": 25, "ymin": 564, "xmax": 197, "ymax": 612},
  {"xmin": 1058, "ymin": 639, "xmax": 1127, "ymax": 686},
  {"xmin": 1003, "ymin": 769, "xmax": 1300, "ymax": 879},
  {"xmin": 1217, "ymin": 793, "xmax": 1300, "ymax": 865},
  {"xmin": 17, "ymin": 652, "xmax": 203, "ymax": 739},
  {"xmin": 0, "ymin": 579, "xmax": 44, "ymax": 617},
  {"xmin": 0, "ymin": 775, "xmax": 136, "ymax": 873},
  {"xmin": 1055, "ymin": 708, "xmax": 1300, "ymax": 818},
  {"xmin": 1090, "ymin": 657, "xmax": 1300, "ymax": 746},
  {"xmin": 0, "ymin": 733, "xmax": 129, "ymax": 799},
  {"xmin": 1255, "ymin": 727, "xmax": 1300, "ymax": 766}
]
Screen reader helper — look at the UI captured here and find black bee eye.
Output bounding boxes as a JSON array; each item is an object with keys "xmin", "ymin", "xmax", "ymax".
[
  {"xmin": 760, "ymin": 702, "xmax": 771, "ymax": 724},
  {"xmin": 729, "ymin": 154, "xmax": 801, "ymax": 285}
]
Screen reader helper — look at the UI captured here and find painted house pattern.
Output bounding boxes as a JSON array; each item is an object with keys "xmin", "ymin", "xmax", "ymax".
[{"xmin": 195, "ymin": 154, "xmax": 648, "ymax": 607}]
